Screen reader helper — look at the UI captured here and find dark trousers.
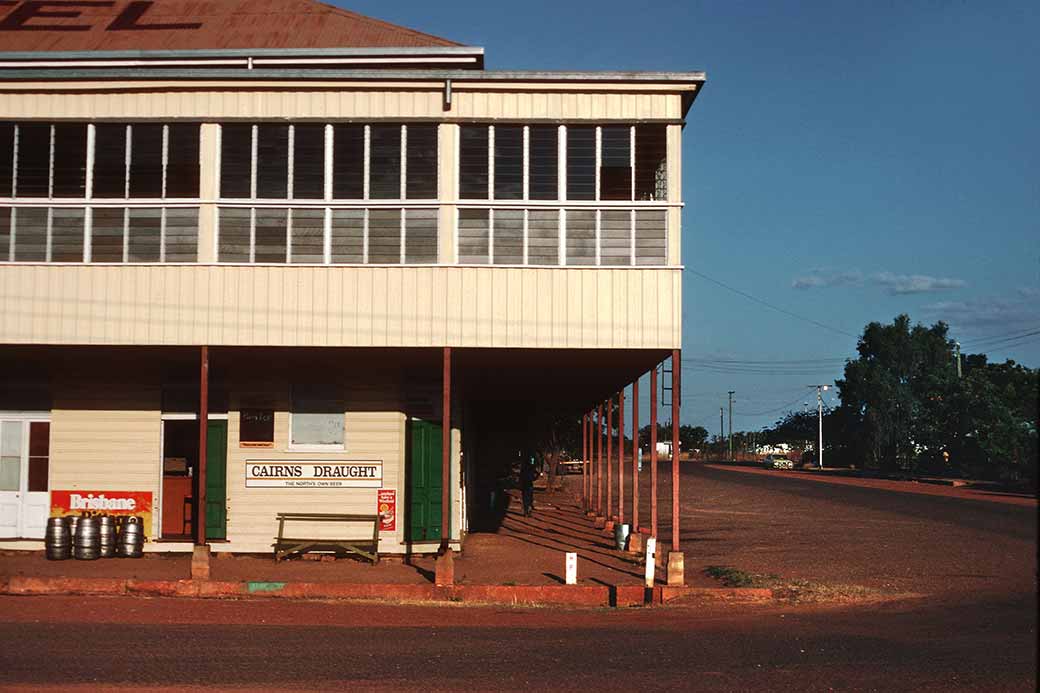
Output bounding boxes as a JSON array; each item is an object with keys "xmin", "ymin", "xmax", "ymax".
[{"xmin": 522, "ymin": 485, "xmax": 534, "ymax": 514}]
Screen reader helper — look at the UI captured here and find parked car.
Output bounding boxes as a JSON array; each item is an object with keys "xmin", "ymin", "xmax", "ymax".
[
  {"xmin": 763, "ymin": 454, "xmax": 794, "ymax": 470},
  {"xmin": 556, "ymin": 454, "xmax": 584, "ymax": 475}
]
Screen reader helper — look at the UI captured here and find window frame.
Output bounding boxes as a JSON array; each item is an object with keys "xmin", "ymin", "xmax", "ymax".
[{"xmin": 288, "ymin": 385, "xmax": 346, "ymax": 453}]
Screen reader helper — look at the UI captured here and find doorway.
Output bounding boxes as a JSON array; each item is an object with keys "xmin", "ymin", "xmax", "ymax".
[
  {"xmin": 0, "ymin": 417, "xmax": 50, "ymax": 540},
  {"xmin": 160, "ymin": 418, "xmax": 227, "ymax": 540},
  {"xmin": 407, "ymin": 418, "xmax": 443, "ymax": 543}
]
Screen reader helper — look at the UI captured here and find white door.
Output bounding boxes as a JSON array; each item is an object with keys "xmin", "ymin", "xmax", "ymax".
[{"xmin": 0, "ymin": 419, "xmax": 50, "ymax": 539}]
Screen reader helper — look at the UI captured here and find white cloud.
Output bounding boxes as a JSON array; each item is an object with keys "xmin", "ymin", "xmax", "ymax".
[
  {"xmin": 870, "ymin": 272, "xmax": 967, "ymax": 295},
  {"xmin": 792, "ymin": 268, "xmax": 965, "ymax": 295},
  {"xmin": 922, "ymin": 294, "xmax": 1040, "ymax": 332}
]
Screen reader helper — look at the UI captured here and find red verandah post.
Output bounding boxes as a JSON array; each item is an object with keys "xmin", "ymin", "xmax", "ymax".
[
  {"xmin": 196, "ymin": 345, "xmax": 208, "ymax": 546},
  {"xmin": 650, "ymin": 364, "xmax": 658, "ymax": 538},
  {"xmin": 599, "ymin": 399, "xmax": 607, "ymax": 511},
  {"xmin": 606, "ymin": 396, "xmax": 613, "ymax": 521},
  {"xmin": 618, "ymin": 388, "xmax": 625, "ymax": 526},
  {"xmin": 671, "ymin": 349, "xmax": 681, "ymax": 553},
  {"xmin": 582, "ymin": 412, "xmax": 588, "ymax": 509},
  {"xmin": 442, "ymin": 346, "xmax": 452, "ymax": 551},
  {"xmin": 632, "ymin": 378, "xmax": 640, "ymax": 532}
]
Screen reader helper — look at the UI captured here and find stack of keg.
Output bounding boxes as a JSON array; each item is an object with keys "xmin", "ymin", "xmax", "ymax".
[
  {"xmin": 72, "ymin": 515, "xmax": 100, "ymax": 560},
  {"xmin": 44, "ymin": 517, "xmax": 71, "ymax": 560},
  {"xmin": 118, "ymin": 516, "xmax": 145, "ymax": 558}
]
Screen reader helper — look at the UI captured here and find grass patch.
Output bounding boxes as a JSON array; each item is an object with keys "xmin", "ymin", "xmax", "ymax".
[{"xmin": 704, "ymin": 565, "xmax": 775, "ymax": 588}]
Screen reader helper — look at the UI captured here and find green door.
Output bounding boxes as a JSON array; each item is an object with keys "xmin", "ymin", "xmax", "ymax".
[
  {"xmin": 408, "ymin": 419, "xmax": 443, "ymax": 542},
  {"xmin": 205, "ymin": 420, "xmax": 228, "ymax": 541}
]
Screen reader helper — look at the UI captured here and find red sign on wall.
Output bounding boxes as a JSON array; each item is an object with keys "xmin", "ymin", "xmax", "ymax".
[
  {"xmin": 377, "ymin": 489, "xmax": 396, "ymax": 532},
  {"xmin": 51, "ymin": 490, "xmax": 153, "ymax": 537}
]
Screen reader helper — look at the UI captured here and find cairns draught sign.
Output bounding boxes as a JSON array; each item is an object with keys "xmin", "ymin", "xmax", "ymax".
[{"xmin": 245, "ymin": 461, "xmax": 383, "ymax": 489}]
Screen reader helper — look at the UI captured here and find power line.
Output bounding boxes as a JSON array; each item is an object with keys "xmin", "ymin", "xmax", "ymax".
[{"xmin": 686, "ymin": 267, "xmax": 859, "ymax": 339}]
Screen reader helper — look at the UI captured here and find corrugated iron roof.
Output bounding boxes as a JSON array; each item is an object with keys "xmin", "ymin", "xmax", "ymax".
[{"xmin": 0, "ymin": 0, "xmax": 463, "ymax": 52}]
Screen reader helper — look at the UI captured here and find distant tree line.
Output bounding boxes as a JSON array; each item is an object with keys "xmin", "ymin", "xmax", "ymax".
[{"xmin": 758, "ymin": 315, "xmax": 1038, "ymax": 484}]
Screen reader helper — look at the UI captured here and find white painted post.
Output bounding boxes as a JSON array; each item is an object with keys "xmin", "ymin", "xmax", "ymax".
[
  {"xmin": 565, "ymin": 552, "xmax": 577, "ymax": 585},
  {"xmin": 644, "ymin": 536, "xmax": 656, "ymax": 588}
]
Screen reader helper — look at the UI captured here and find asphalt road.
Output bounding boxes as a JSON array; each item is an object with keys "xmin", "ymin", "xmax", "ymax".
[{"xmin": 0, "ymin": 594, "xmax": 1035, "ymax": 691}]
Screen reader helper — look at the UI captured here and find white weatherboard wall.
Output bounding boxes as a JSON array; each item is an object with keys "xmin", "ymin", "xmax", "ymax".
[
  {"xmin": 222, "ymin": 376, "xmax": 462, "ymax": 554},
  {"xmin": 48, "ymin": 383, "xmax": 162, "ymax": 541}
]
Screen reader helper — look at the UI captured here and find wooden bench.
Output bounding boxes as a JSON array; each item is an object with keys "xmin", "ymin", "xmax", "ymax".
[{"xmin": 273, "ymin": 512, "xmax": 380, "ymax": 564}]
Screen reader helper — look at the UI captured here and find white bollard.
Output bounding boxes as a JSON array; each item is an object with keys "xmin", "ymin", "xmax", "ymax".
[
  {"xmin": 565, "ymin": 552, "xmax": 577, "ymax": 585},
  {"xmin": 644, "ymin": 537, "xmax": 656, "ymax": 588}
]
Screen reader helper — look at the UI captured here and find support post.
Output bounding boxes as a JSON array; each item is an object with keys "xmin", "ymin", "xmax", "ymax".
[
  {"xmin": 618, "ymin": 388, "xmax": 625, "ymax": 527},
  {"xmin": 596, "ymin": 403, "xmax": 603, "ymax": 515},
  {"xmin": 196, "ymin": 346, "xmax": 208, "ymax": 546},
  {"xmin": 441, "ymin": 347, "xmax": 452, "ymax": 551},
  {"xmin": 671, "ymin": 349, "xmax": 681, "ymax": 553},
  {"xmin": 632, "ymin": 377, "xmax": 640, "ymax": 531},
  {"xmin": 650, "ymin": 365, "xmax": 658, "ymax": 538},
  {"xmin": 581, "ymin": 412, "xmax": 588, "ymax": 509},
  {"xmin": 606, "ymin": 396, "xmax": 613, "ymax": 524}
]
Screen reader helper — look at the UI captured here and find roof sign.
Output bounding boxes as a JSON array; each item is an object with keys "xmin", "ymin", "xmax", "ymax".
[{"xmin": 0, "ymin": 1, "xmax": 202, "ymax": 33}]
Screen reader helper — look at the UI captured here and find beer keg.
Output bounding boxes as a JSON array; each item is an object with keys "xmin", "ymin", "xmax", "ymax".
[
  {"xmin": 117, "ymin": 516, "xmax": 144, "ymax": 558},
  {"xmin": 44, "ymin": 517, "xmax": 71, "ymax": 560},
  {"xmin": 98, "ymin": 515, "xmax": 117, "ymax": 558},
  {"xmin": 66, "ymin": 514, "xmax": 80, "ymax": 542},
  {"xmin": 73, "ymin": 515, "xmax": 100, "ymax": 560}
]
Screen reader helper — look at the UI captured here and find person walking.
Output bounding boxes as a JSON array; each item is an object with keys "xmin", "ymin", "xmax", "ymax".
[{"xmin": 520, "ymin": 453, "xmax": 539, "ymax": 517}]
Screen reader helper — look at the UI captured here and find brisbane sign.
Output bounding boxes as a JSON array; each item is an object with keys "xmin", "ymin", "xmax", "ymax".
[{"xmin": 0, "ymin": 1, "xmax": 204, "ymax": 32}]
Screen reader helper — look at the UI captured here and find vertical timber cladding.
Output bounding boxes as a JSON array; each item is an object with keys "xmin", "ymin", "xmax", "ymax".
[
  {"xmin": 223, "ymin": 376, "xmax": 407, "ymax": 553},
  {"xmin": 48, "ymin": 382, "xmax": 163, "ymax": 541}
]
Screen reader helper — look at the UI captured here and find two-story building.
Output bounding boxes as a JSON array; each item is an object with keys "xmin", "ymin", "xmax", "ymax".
[{"xmin": 0, "ymin": 0, "xmax": 702, "ymax": 561}]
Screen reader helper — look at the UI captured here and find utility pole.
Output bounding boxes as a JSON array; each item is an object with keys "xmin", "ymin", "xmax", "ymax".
[
  {"xmin": 808, "ymin": 385, "xmax": 829, "ymax": 469},
  {"xmin": 727, "ymin": 391, "xmax": 735, "ymax": 461},
  {"xmin": 955, "ymin": 341, "xmax": 962, "ymax": 379},
  {"xmin": 719, "ymin": 407, "xmax": 724, "ymax": 460}
]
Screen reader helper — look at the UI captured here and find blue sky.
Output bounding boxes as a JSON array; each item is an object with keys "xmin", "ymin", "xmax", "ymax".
[{"xmin": 339, "ymin": 0, "xmax": 1039, "ymax": 433}]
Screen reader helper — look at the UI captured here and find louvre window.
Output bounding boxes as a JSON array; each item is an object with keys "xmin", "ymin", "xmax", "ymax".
[
  {"xmin": 15, "ymin": 124, "xmax": 49, "ymax": 198},
  {"xmin": 369, "ymin": 126, "xmax": 402, "ymax": 200},
  {"xmin": 406, "ymin": 125, "xmax": 438, "ymax": 199},
  {"xmin": 0, "ymin": 124, "xmax": 13, "ymax": 197},
  {"xmin": 599, "ymin": 127, "xmax": 631, "ymax": 201},
  {"xmin": 165, "ymin": 124, "xmax": 200, "ymax": 198},
  {"xmin": 566, "ymin": 127, "xmax": 596, "ymax": 201},
  {"xmin": 529, "ymin": 127, "xmax": 558, "ymax": 200},
  {"xmin": 635, "ymin": 209, "xmax": 667, "ymax": 265},
  {"xmin": 330, "ymin": 209, "xmax": 364, "ymax": 263},
  {"xmin": 459, "ymin": 126, "xmax": 489, "ymax": 199},
  {"xmin": 256, "ymin": 126, "xmax": 289, "ymax": 199},
  {"xmin": 129, "ymin": 124, "xmax": 163, "ymax": 198},
  {"xmin": 254, "ymin": 207, "xmax": 288, "ymax": 262},
  {"xmin": 565, "ymin": 209, "xmax": 596, "ymax": 265},
  {"xmin": 493, "ymin": 209, "xmax": 524, "ymax": 264},
  {"xmin": 50, "ymin": 208, "xmax": 85, "ymax": 262},
  {"xmin": 290, "ymin": 208, "xmax": 324, "ymax": 264},
  {"xmin": 90, "ymin": 207, "xmax": 125, "ymax": 263},
  {"xmin": 332, "ymin": 125, "xmax": 364, "ymax": 200},
  {"xmin": 52, "ymin": 124, "xmax": 88, "ymax": 198},
  {"xmin": 494, "ymin": 126, "xmax": 523, "ymax": 200},
  {"xmin": 93, "ymin": 124, "xmax": 128, "ymax": 198},
  {"xmin": 458, "ymin": 208, "xmax": 490, "ymax": 264},
  {"xmin": 12, "ymin": 207, "xmax": 47, "ymax": 261},
  {"xmin": 367, "ymin": 208, "xmax": 401, "ymax": 263},
  {"xmin": 164, "ymin": 209, "xmax": 199, "ymax": 263},
  {"xmin": 527, "ymin": 210, "xmax": 559, "ymax": 265},
  {"xmin": 635, "ymin": 125, "xmax": 667, "ymax": 201},
  {"xmin": 220, "ymin": 125, "xmax": 252, "ymax": 199},
  {"xmin": 127, "ymin": 207, "xmax": 162, "ymax": 262},
  {"xmin": 217, "ymin": 208, "xmax": 252, "ymax": 263},
  {"xmin": 292, "ymin": 124, "xmax": 325, "ymax": 200},
  {"xmin": 404, "ymin": 208, "xmax": 438, "ymax": 264},
  {"xmin": 599, "ymin": 209, "xmax": 631, "ymax": 265},
  {"xmin": 0, "ymin": 208, "xmax": 11, "ymax": 260}
]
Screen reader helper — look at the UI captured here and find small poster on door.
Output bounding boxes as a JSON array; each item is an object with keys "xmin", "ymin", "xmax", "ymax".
[{"xmin": 377, "ymin": 489, "xmax": 396, "ymax": 532}]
